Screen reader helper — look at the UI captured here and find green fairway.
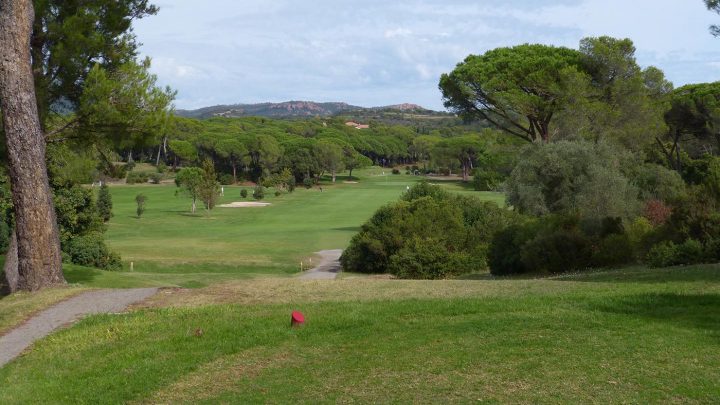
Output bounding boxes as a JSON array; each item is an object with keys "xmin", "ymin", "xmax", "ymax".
[
  {"xmin": 1, "ymin": 265, "xmax": 719, "ymax": 403},
  {"xmin": 73, "ymin": 169, "xmax": 502, "ymax": 288}
]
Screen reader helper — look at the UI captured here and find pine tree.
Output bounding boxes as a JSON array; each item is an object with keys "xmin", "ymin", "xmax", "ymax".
[{"xmin": 97, "ymin": 183, "xmax": 113, "ymax": 222}]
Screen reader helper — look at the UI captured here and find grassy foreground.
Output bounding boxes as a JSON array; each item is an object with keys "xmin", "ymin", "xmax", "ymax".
[{"xmin": 0, "ymin": 265, "xmax": 718, "ymax": 402}]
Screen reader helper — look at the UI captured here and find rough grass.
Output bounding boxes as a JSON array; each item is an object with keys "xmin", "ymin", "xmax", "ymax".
[
  {"xmin": 1, "ymin": 265, "xmax": 719, "ymax": 403},
  {"xmin": 0, "ymin": 286, "xmax": 86, "ymax": 336}
]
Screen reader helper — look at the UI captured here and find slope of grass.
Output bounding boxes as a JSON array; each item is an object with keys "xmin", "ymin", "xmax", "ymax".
[{"xmin": 1, "ymin": 265, "xmax": 719, "ymax": 402}]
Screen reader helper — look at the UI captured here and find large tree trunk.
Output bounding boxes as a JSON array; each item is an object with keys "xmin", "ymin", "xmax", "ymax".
[
  {"xmin": 1, "ymin": 231, "xmax": 19, "ymax": 294},
  {"xmin": 0, "ymin": 0, "xmax": 64, "ymax": 291}
]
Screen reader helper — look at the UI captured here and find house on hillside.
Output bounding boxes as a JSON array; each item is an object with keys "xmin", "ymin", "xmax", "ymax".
[{"xmin": 345, "ymin": 121, "xmax": 370, "ymax": 130}]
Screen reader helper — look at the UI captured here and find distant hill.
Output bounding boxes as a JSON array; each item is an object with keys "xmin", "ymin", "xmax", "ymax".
[{"xmin": 176, "ymin": 101, "xmax": 445, "ymax": 119}]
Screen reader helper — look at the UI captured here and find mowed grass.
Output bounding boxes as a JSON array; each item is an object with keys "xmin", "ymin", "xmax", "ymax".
[
  {"xmin": 1, "ymin": 265, "xmax": 719, "ymax": 403},
  {"xmin": 72, "ymin": 169, "xmax": 502, "ymax": 288}
]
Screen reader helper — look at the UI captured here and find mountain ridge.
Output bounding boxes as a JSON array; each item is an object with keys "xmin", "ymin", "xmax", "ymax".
[{"xmin": 176, "ymin": 100, "xmax": 440, "ymax": 119}]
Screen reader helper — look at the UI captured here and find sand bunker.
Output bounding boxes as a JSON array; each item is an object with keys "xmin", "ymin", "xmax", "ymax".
[
  {"xmin": 343, "ymin": 181, "xmax": 359, "ymax": 184},
  {"xmin": 218, "ymin": 202, "xmax": 272, "ymax": 208}
]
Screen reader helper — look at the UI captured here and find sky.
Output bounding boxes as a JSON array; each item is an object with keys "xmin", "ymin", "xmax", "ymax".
[{"xmin": 133, "ymin": 0, "xmax": 720, "ymax": 111}]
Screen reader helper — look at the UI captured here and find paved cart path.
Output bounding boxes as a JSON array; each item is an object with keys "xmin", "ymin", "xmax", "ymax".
[
  {"xmin": 0, "ymin": 288, "xmax": 158, "ymax": 367},
  {"xmin": 298, "ymin": 250, "xmax": 343, "ymax": 280}
]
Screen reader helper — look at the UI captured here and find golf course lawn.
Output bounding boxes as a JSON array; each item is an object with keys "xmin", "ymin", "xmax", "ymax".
[
  {"xmin": 0, "ymin": 265, "xmax": 718, "ymax": 403},
  {"xmin": 64, "ymin": 169, "xmax": 503, "ymax": 289}
]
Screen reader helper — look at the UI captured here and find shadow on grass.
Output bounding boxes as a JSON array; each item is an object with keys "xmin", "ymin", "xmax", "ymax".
[
  {"xmin": 593, "ymin": 293, "xmax": 720, "ymax": 335},
  {"xmin": 64, "ymin": 265, "xmax": 101, "ymax": 284},
  {"xmin": 332, "ymin": 226, "xmax": 361, "ymax": 232},
  {"xmin": 555, "ymin": 264, "xmax": 720, "ymax": 284}
]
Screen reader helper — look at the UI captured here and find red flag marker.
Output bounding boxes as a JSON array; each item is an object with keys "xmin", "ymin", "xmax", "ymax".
[{"xmin": 291, "ymin": 311, "xmax": 305, "ymax": 327}]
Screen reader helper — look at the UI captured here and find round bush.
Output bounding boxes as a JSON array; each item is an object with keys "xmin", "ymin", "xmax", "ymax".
[
  {"xmin": 64, "ymin": 233, "xmax": 122, "ymax": 270},
  {"xmin": 303, "ymin": 177, "xmax": 313, "ymax": 189},
  {"xmin": 592, "ymin": 234, "xmax": 635, "ymax": 268},
  {"xmin": 240, "ymin": 189, "xmax": 248, "ymax": 198},
  {"xmin": 274, "ymin": 190, "xmax": 282, "ymax": 197},
  {"xmin": 391, "ymin": 168, "xmax": 400, "ymax": 175},
  {"xmin": 219, "ymin": 174, "xmax": 234, "ymax": 185},
  {"xmin": 646, "ymin": 241, "xmax": 678, "ymax": 268},
  {"xmin": 253, "ymin": 185, "xmax": 265, "ymax": 200},
  {"xmin": 149, "ymin": 173, "xmax": 163, "ymax": 184}
]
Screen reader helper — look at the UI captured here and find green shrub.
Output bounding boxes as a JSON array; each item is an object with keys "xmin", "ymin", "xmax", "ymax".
[
  {"xmin": 219, "ymin": 174, "xmax": 234, "ymax": 185},
  {"xmin": 388, "ymin": 237, "xmax": 472, "ymax": 279},
  {"xmin": 675, "ymin": 239, "xmax": 704, "ymax": 265},
  {"xmin": 126, "ymin": 172, "xmax": 149, "ymax": 184},
  {"xmin": 157, "ymin": 163, "xmax": 167, "ymax": 174},
  {"xmin": 472, "ymin": 169, "xmax": 503, "ymax": 191},
  {"xmin": 64, "ymin": 233, "xmax": 121, "ymax": 270},
  {"xmin": 646, "ymin": 241, "xmax": 678, "ymax": 267},
  {"xmin": 274, "ymin": 190, "xmax": 282, "ymax": 197},
  {"xmin": 506, "ymin": 140, "xmax": 640, "ymax": 220},
  {"xmin": 135, "ymin": 193, "xmax": 147, "ymax": 218},
  {"xmin": 592, "ymin": 233, "xmax": 635, "ymax": 268},
  {"xmin": 303, "ymin": 177, "xmax": 314, "ymax": 189},
  {"xmin": 401, "ymin": 181, "xmax": 450, "ymax": 202},
  {"xmin": 149, "ymin": 173, "xmax": 163, "ymax": 184},
  {"xmin": 240, "ymin": 189, "xmax": 248, "ymax": 198},
  {"xmin": 125, "ymin": 157, "xmax": 136, "ymax": 172},
  {"xmin": 253, "ymin": 185, "xmax": 265, "ymax": 200},
  {"xmin": 520, "ymin": 228, "xmax": 593, "ymax": 274},
  {"xmin": 488, "ymin": 223, "xmax": 537, "ymax": 276},
  {"xmin": 96, "ymin": 183, "xmax": 113, "ymax": 222},
  {"xmin": 704, "ymin": 238, "xmax": 720, "ymax": 261},
  {"xmin": 391, "ymin": 168, "xmax": 400, "ymax": 175}
]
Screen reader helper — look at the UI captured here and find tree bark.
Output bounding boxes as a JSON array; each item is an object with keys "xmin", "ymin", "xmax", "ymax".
[
  {"xmin": 1, "ymin": 231, "xmax": 19, "ymax": 294},
  {"xmin": 0, "ymin": 0, "xmax": 64, "ymax": 291}
]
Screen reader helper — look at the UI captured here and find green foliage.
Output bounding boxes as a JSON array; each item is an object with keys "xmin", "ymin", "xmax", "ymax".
[
  {"xmin": 65, "ymin": 233, "xmax": 122, "ymax": 270},
  {"xmin": 646, "ymin": 239, "xmax": 705, "ymax": 268},
  {"xmin": 149, "ymin": 173, "xmax": 163, "ymax": 184},
  {"xmin": 591, "ymin": 234, "xmax": 635, "ymax": 268},
  {"xmin": 54, "ymin": 186, "xmax": 105, "ymax": 244},
  {"xmin": 240, "ymin": 189, "xmax": 248, "ymax": 199},
  {"xmin": 76, "ymin": 59, "xmax": 174, "ymax": 150},
  {"xmin": 391, "ymin": 169, "xmax": 400, "ymax": 175},
  {"xmin": 506, "ymin": 140, "xmax": 640, "ymax": 220},
  {"xmin": 342, "ymin": 183, "xmax": 511, "ymax": 278},
  {"xmin": 168, "ymin": 140, "xmax": 197, "ymax": 164},
  {"xmin": 175, "ymin": 167, "xmax": 204, "ymax": 213},
  {"xmin": 633, "ymin": 163, "xmax": 687, "ymax": 202},
  {"xmin": 219, "ymin": 174, "xmax": 234, "ymax": 185},
  {"xmin": 157, "ymin": 163, "xmax": 167, "ymax": 174},
  {"xmin": 519, "ymin": 219, "xmax": 593, "ymax": 274},
  {"xmin": 96, "ymin": 184, "xmax": 113, "ymax": 222},
  {"xmin": 253, "ymin": 185, "xmax": 265, "ymax": 200},
  {"xmin": 126, "ymin": 172, "xmax": 149, "ymax": 184},
  {"xmin": 135, "ymin": 194, "xmax": 147, "ymax": 218},
  {"xmin": 198, "ymin": 159, "xmax": 221, "ymax": 211},
  {"xmin": 472, "ymin": 169, "xmax": 502, "ymax": 191},
  {"xmin": 388, "ymin": 237, "xmax": 472, "ymax": 279},
  {"xmin": 303, "ymin": 177, "xmax": 314, "ymax": 189},
  {"xmin": 440, "ymin": 43, "xmax": 584, "ymax": 142}
]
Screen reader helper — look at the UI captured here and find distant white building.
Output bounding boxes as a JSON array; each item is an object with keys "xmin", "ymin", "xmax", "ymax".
[{"xmin": 345, "ymin": 121, "xmax": 370, "ymax": 130}]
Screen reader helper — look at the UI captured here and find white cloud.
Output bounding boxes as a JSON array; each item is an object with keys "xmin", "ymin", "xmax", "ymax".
[
  {"xmin": 385, "ymin": 27, "xmax": 413, "ymax": 39},
  {"xmin": 134, "ymin": 0, "xmax": 720, "ymax": 111}
]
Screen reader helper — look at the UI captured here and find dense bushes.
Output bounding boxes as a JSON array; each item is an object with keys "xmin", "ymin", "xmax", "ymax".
[
  {"xmin": 126, "ymin": 171, "xmax": 149, "ymax": 184},
  {"xmin": 65, "ymin": 233, "xmax": 122, "ymax": 270},
  {"xmin": 341, "ymin": 182, "xmax": 515, "ymax": 279},
  {"xmin": 506, "ymin": 140, "xmax": 641, "ymax": 220},
  {"xmin": 54, "ymin": 185, "xmax": 121, "ymax": 270}
]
